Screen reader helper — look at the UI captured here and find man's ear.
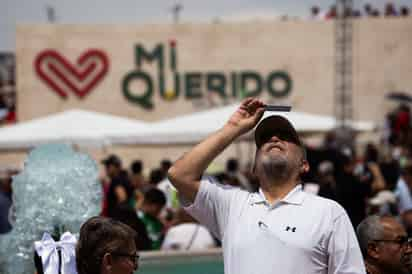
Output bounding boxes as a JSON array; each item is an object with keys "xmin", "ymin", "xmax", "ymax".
[
  {"xmin": 367, "ymin": 242, "xmax": 380, "ymax": 260},
  {"xmin": 102, "ymin": 253, "xmax": 113, "ymax": 272},
  {"xmin": 300, "ymin": 160, "xmax": 310, "ymax": 174}
]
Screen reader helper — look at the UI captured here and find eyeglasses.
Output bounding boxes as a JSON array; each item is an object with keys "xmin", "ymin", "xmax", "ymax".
[
  {"xmin": 373, "ymin": 236, "xmax": 412, "ymax": 248},
  {"xmin": 111, "ymin": 252, "xmax": 140, "ymax": 265}
]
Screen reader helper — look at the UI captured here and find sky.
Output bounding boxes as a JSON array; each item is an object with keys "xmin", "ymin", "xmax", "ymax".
[{"xmin": 1, "ymin": 0, "xmax": 411, "ymax": 51}]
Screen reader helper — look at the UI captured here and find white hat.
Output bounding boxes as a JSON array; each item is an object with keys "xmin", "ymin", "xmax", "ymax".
[{"xmin": 369, "ymin": 190, "xmax": 397, "ymax": 206}]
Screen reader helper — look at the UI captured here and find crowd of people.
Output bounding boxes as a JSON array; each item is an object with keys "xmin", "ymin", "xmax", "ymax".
[
  {"xmin": 1, "ymin": 99, "xmax": 412, "ymax": 273},
  {"xmin": 0, "ymin": 80, "xmax": 16, "ymax": 126},
  {"xmin": 0, "ymin": 53, "xmax": 16, "ymax": 126},
  {"xmin": 310, "ymin": 2, "xmax": 410, "ymax": 20},
  {"xmin": 98, "ymin": 154, "xmax": 217, "ymax": 252},
  {"xmin": 90, "ymin": 103, "xmax": 412, "ymax": 256}
]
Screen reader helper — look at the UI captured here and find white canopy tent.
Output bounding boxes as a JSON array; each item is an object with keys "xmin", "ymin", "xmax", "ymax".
[
  {"xmin": 0, "ymin": 110, "xmax": 149, "ymax": 150},
  {"xmin": 114, "ymin": 104, "xmax": 376, "ymax": 145},
  {"xmin": 0, "ymin": 106, "xmax": 375, "ymax": 149}
]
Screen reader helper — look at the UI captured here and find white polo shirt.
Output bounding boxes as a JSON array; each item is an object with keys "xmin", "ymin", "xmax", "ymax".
[{"xmin": 184, "ymin": 176, "xmax": 366, "ymax": 274}]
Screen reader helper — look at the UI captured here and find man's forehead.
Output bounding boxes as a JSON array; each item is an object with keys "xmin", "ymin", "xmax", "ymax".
[{"xmin": 382, "ymin": 218, "xmax": 406, "ymax": 236}]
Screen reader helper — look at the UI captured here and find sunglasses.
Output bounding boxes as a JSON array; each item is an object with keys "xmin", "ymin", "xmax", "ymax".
[{"xmin": 111, "ymin": 251, "xmax": 140, "ymax": 265}]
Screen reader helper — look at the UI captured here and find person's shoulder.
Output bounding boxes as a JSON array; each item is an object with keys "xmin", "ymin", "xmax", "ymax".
[
  {"xmin": 157, "ymin": 178, "xmax": 175, "ymax": 191},
  {"xmin": 146, "ymin": 214, "xmax": 163, "ymax": 228},
  {"xmin": 170, "ymin": 223, "xmax": 199, "ymax": 233},
  {"xmin": 304, "ymin": 190, "xmax": 333, "ymax": 203},
  {"xmin": 157, "ymin": 178, "xmax": 169, "ymax": 188},
  {"xmin": 303, "ymin": 192, "xmax": 346, "ymax": 217},
  {"xmin": 167, "ymin": 223, "xmax": 189, "ymax": 234},
  {"xmin": 110, "ymin": 176, "xmax": 126, "ymax": 186},
  {"xmin": 202, "ymin": 175, "xmax": 250, "ymax": 194}
]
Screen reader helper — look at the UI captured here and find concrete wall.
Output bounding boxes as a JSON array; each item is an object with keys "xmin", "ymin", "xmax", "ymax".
[
  {"xmin": 15, "ymin": 19, "xmax": 412, "ymax": 123},
  {"xmin": 5, "ymin": 18, "xmax": 412, "ymax": 169},
  {"xmin": 16, "ymin": 21, "xmax": 335, "ymax": 121}
]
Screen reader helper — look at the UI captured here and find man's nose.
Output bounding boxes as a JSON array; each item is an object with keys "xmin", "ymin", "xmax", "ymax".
[{"xmin": 269, "ymin": 135, "xmax": 281, "ymax": 142}]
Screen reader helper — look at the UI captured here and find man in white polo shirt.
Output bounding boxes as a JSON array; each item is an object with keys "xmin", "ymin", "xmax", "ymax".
[{"xmin": 168, "ymin": 98, "xmax": 366, "ymax": 274}]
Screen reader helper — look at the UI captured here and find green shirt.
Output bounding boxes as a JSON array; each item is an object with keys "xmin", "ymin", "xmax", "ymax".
[{"xmin": 137, "ymin": 210, "xmax": 164, "ymax": 250}]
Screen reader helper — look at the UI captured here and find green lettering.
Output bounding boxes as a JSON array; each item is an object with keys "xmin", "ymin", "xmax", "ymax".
[
  {"xmin": 206, "ymin": 72, "xmax": 226, "ymax": 99},
  {"xmin": 231, "ymin": 72, "xmax": 238, "ymax": 98},
  {"xmin": 135, "ymin": 44, "xmax": 164, "ymax": 72},
  {"xmin": 185, "ymin": 73, "xmax": 203, "ymax": 99},
  {"xmin": 266, "ymin": 71, "xmax": 292, "ymax": 98},
  {"xmin": 158, "ymin": 72, "xmax": 165, "ymax": 99},
  {"xmin": 240, "ymin": 71, "xmax": 262, "ymax": 98},
  {"xmin": 170, "ymin": 42, "xmax": 177, "ymax": 71},
  {"xmin": 160, "ymin": 72, "xmax": 180, "ymax": 101},
  {"xmin": 122, "ymin": 70, "xmax": 154, "ymax": 110}
]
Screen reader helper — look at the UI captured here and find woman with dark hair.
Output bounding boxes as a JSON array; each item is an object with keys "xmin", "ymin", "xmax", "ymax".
[{"xmin": 76, "ymin": 216, "xmax": 139, "ymax": 274}]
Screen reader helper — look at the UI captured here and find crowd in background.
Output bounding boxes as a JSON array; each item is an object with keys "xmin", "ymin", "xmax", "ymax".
[
  {"xmin": 310, "ymin": 2, "xmax": 410, "ymax": 20},
  {"xmin": 0, "ymin": 3, "xmax": 411, "ymax": 274},
  {"xmin": 0, "ymin": 59, "xmax": 16, "ymax": 126},
  {"xmin": 0, "ymin": 88, "xmax": 16, "ymax": 125},
  {"xmin": 98, "ymin": 155, "xmax": 218, "ymax": 251},
  {"xmin": 2, "ymin": 102, "xmax": 412, "ymax": 255},
  {"xmin": 97, "ymin": 102, "xmax": 412, "ymax": 252}
]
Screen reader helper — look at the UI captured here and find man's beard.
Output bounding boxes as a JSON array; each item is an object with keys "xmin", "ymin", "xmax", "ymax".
[{"xmin": 258, "ymin": 154, "xmax": 293, "ymax": 183}]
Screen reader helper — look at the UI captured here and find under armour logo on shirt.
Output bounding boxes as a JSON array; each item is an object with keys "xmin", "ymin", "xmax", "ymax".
[
  {"xmin": 258, "ymin": 221, "xmax": 268, "ymax": 229},
  {"xmin": 285, "ymin": 226, "xmax": 296, "ymax": 232}
]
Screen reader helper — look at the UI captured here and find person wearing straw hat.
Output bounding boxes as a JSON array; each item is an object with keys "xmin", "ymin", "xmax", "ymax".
[{"xmin": 168, "ymin": 98, "xmax": 366, "ymax": 274}]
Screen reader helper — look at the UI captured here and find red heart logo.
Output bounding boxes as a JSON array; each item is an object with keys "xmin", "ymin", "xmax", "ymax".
[{"xmin": 35, "ymin": 49, "xmax": 109, "ymax": 99}]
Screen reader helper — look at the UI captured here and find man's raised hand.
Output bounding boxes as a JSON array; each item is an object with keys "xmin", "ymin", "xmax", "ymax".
[{"xmin": 226, "ymin": 98, "xmax": 265, "ymax": 136}]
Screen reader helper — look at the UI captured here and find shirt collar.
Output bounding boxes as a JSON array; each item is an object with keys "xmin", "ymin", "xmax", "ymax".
[{"xmin": 249, "ymin": 184, "xmax": 305, "ymax": 206}]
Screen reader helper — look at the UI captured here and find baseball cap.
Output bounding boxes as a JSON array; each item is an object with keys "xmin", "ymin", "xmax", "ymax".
[
  {"xmin": 101, "ymin": 154, "xmax": 122, "ymax": 167},
  {"xmin": 255, "ymin": 115, "xmax": 302, "ymax": 148}
]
